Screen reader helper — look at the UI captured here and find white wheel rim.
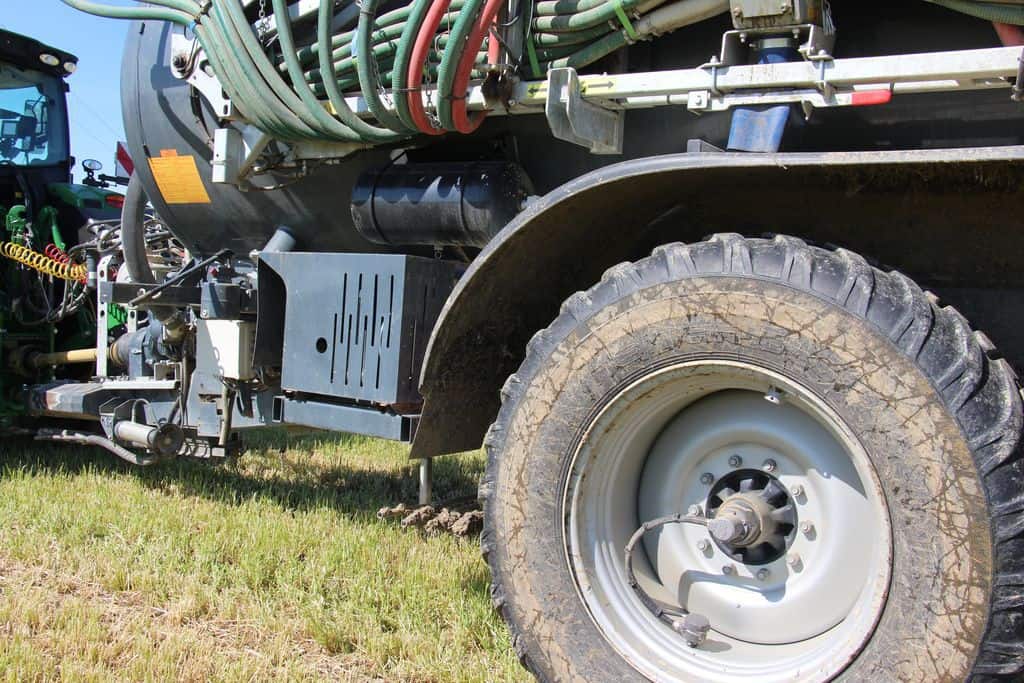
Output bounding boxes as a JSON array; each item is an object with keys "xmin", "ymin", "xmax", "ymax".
[{"xmin": 563, "ymin": 361, "xmax": 892, "ymax": 683}]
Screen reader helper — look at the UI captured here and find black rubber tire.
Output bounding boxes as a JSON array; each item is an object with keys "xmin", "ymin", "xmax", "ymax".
[{"xmin": 480, "ymin": 234, "xmax": 1024, "ymax": 682}]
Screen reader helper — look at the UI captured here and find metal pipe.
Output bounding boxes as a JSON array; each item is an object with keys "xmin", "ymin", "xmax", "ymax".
[
  {"xmin": 28, "ymin": 348, "xmax": 98, "ymax": 368},
  {"xmin": 35, "ymin": 428, "xmax": 160, "ymax": 466}
]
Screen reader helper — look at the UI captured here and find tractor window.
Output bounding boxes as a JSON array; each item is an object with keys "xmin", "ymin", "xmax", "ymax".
[{"xmin": 0, "ymin": 65, "xmax": 68, "ymax": 167}]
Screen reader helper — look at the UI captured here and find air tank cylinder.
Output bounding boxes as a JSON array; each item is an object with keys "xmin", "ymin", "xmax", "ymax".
[{"xmin": 351, "ymin": 162, "xmax": 533, "ymax": 248}]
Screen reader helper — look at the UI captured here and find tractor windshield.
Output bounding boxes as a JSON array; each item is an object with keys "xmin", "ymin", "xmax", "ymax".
[{"xmin": 0, "ymin": 63, "xmax": 68, "ymax": 167}]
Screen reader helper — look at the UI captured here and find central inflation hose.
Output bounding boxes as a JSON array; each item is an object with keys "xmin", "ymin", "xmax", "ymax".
[{"xmin": 623, "ymin": 512, "xmax": 748, "ymax": 649}]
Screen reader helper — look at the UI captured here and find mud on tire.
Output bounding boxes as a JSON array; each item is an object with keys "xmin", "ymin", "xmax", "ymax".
[{"xmin": 480, "ymin": 234, "xmax": 1024, "ymax": 682}]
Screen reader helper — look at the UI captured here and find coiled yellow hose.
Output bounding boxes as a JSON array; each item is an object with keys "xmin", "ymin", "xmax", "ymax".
[{"xmin": 0, "ymin": 242, "xmax": 87, "ymax": 282}]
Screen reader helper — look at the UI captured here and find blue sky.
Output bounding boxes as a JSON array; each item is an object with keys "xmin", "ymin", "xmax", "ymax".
[{"xmin": 2, "ymin": 2, "xmax": 129, "ymax": 182}]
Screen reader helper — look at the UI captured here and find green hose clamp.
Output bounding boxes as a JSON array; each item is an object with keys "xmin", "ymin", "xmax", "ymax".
[{"xmin": 611, "ymin": 0, "xmax": 638, "ymax": 41}]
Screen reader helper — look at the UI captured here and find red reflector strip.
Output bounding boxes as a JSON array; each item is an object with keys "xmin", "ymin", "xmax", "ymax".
[
  {"xmin": 105, "ymin": 194, "xmax": 125, "ymax": 209},
  {"xmin": 851, "ymin": 89, "xmax": 892, "ymax": 107}
]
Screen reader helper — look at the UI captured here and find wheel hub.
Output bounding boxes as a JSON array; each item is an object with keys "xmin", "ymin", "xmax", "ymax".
[{"xmin": 707, "ymin": 469, "xmax": 796, "ymax": 565}]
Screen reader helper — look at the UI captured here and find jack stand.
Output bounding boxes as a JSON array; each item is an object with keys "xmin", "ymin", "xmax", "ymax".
[{"xmin": 419, "ymin": 458, "xmax": 433, "ymax": 506}]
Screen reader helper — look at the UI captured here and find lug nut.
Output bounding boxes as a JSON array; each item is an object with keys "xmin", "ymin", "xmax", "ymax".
[
  {"xmin": 728, "ymin": 455, "xmax": 743, "ymax": 468},
  {"xmin": 722, "ymin": 564, "xmax": 734, "ymax": 575},
  {"xmin": 687, "ymin": 504, "xmax": 703, "ymax": 517},
  {"xmin": 762, "ymin": 459, "xmax": 777, "ymax": 473},
  {"xmin": 756, "ymin": 568, "xmax": 770, "ymax": 581},
  {"xmin": 700, "ymin": 473, "xmax": 714, "ymax": 485},
  {"xmin": 697, "ymin": 539, "xmax": 710, "ymax": 553},
  {"xmin": 787, "ymin": 553, "xmax": 802, "ymax": 569},
  {"xmin": 790, "ymin": 484, "xmax": 805, "ymax": 498},
  {"xmin": 801, "ymin": 521, "xmax": 814, "ymax": 535}
]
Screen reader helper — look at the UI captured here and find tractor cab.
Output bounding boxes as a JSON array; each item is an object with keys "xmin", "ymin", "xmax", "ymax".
[{"xmin": 0, "ymin": 29, "xmax": 121, "ymax": 233}]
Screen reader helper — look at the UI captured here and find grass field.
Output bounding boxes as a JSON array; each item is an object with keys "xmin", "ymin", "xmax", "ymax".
[{"xmin": 0, "ymin": 430, "xmax": 526, "ymax": 682}]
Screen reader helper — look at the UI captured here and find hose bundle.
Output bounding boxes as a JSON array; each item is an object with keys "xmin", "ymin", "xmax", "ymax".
[{"xmin": 64, "ymin": 0, "xmax": 736, "ymax": 144}]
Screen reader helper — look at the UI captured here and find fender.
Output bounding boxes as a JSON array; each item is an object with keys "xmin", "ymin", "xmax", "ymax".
[{"xmin": 410, "ymin": 146, "xmax": 1024, "ymax": 459}]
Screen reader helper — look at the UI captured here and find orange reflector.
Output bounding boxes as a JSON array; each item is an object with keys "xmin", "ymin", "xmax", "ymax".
[{"xmin": 105, "ymin": 194, "xmax": 125, "ymax": 209}]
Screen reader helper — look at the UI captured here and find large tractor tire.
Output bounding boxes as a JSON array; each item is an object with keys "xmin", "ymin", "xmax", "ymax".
[{"xmin": 480, "ymin": 234, "xmax": 1024, "ymax": 682}]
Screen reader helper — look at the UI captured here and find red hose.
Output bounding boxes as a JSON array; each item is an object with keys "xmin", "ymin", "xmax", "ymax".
[
  {"xmin": 450, "ymin": 0, "xmax": 504, "ymax": 133},
  {"xmin": 407, "ymin": 0, "xmax": 453, "ymax": 135},
  {"xmin": 994, "ymin": 22, "xmax": 1024, "ymax": 47}
]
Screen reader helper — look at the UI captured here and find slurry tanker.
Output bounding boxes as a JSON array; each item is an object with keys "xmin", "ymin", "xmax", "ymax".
[{"xmin": 8, "ymin": 1, "xmax": 1024, "ymax": 679}]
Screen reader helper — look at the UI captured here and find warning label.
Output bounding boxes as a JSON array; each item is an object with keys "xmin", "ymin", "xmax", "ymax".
[{"xmin": 147, "ymin": 152, "xmax": 211, "ymax": 204}]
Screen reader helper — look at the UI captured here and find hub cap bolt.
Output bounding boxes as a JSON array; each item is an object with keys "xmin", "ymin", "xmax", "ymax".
[
  {"xmin": 697, "ymin": 539, "xmax": 710, "ymax": 553},
  {"xmin": 756, "ymin": 568, "xmax": 770, "ymax": 581},
  {"xmin": 762, "ymin": 459, "xmax": 777, "ymax": 473},
  {"xmin": 688, "ymin": 504, "xmax": 703, "ymax": 517},
  {"xmin": 787, "ymin": 553, "xmax": 802, "ymax": 569},
  {"xmin": 728, "ymin": 454, "xmax": 743, "ymax": 468},
  {"xmin": 801, "ymin": 521, "xmax": 814, "ymax": 535},
  {"xmin": 700, "ymin": 473, "xmax": 714, "ymax": 485},
  {"xmin": 791, "ymin": 484, "xmax": 805, "ymax": 498},
  {"xmin": 722, "ymin": 564, "xmax": 734, "ymax": 575}
]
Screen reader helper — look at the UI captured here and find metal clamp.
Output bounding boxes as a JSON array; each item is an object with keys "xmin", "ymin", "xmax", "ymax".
[{"xmin": 545, "ymin": 67, "xmax": 624, "ymax": 155}]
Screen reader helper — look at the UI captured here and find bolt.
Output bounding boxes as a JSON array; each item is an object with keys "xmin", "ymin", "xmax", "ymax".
[
  {"xmin": 762, "ymin": 458, "xmax": 777, "ymax": 473},
  {"xmin": 728, "ymin": 454, "xmax": 743, "ymax": 468},
  {"xmin": 801, "ymin": 521, "xmax": 815, "ymax": 535},
  {"xmin": 756, "ymin": 568, "xmax": 770, "ymax": 581},
  {"xmin": 172, "ymin": 52, "xmax": 188, "ymax": 71},
  {"xmin": 787, "ymin": 553, "xmax": 802, "ymax": 569},
  {"xmin": 697, "ymin": 539, "xmax": 710, "ymax": 553},
  {"xmin": 687, "ymin": 504, "xmax": 703, "ymax": 517},
  {"xmin": 700, "ymin": 472, "xmax": 714, "ymax": 485},
  {"xmin": 791, "ymin": 484, "xmax": 805, "ymax": 498},
  {"xmin": 722, "ymin": 564, "xmax": 734, "ymax": 575}
]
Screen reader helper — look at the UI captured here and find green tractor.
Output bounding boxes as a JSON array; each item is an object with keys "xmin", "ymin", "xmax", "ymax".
[{"xmin": 0, "ymin": 28, "xmax": 124, "ymax": 427}]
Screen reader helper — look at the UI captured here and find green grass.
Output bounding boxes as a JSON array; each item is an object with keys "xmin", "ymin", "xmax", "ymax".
[{"xmin": 0, "ymin": 430, "xmax": 526, "ymax": 682}]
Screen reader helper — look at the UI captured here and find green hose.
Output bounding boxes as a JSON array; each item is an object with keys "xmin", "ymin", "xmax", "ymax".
[
  {"xmin": 59, "ymin": 0, "xmax": 194, "ymax": 24},
  {"xmin": 543, "ymin": 29, "xmax": 629, "ymax": 69},
  {"xmin": 534, "ymin": 0, "xmax": 606, "ymax": 17},
  {"xmin": 355, "ymin": 0, "xmax": 415, "ymax": 133},
  {"xmin": 926, "ymin": 0, "xmax": 1024, "ymax": 24},
  {"xmin": 209, "ymin": 2, "xmax": 318, "ymax": 140},
  {"xmin": 316, "ymin": 0, "xmax": 407, "ymax": 143},
  {"xmin": 391, "ymin": 0, "xmax": 438, "ymax": 130},
  {"xmin": 272, "ymin": 0, "xmax": 369, "ymax": 142},
  {"xmin": 436, "ymin": 0, "xmax": 487, "ymax": 130},
  {"xmin": 533, "ymin": 0, "xmax": 640, "ymax": 33}
]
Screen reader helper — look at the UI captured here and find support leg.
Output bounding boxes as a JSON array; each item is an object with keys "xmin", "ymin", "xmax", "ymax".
[{"xmin": 418, "ymin": 457, "xmax": 433, "ymax": 506}]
